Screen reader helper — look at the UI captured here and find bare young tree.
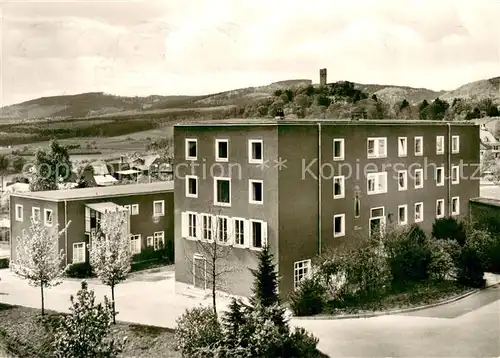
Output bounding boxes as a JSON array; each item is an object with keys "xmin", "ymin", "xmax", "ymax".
[
  {"xmin": 10, "ymin": 216, "xmax": 71, "ymax": 315},
  {"xmin": 88, "ymin": 208, "xmax": 132, "ymax": 324}
]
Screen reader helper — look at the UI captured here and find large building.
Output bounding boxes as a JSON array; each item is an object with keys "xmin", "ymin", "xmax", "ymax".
[
  {"xmin": 10, "ymin": 182, "xmax": 174, "ymax": 266},
  {"xmin": 174, "ymin": 118, "xmax": 480, "ymax": 298}
]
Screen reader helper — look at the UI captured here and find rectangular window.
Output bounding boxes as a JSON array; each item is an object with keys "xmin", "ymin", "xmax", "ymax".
[
  {"xmin": 452, "ymin": 165, "xmax": 460, "ymax": 184},
  {"xmin": 188, "ymin": 213, "xmax": 197, "ymax": 239},
  {"xmin": 436, "ymin": 167, "xmax": 444, "ymax": 186},
  {"xmin": 414, "ymin": 136, "xmax": 423, "ymax": 156},
  {"xmin": 131, "ymin": 204, "xmax": 139, "ymax": 215},
  {"xmin": 214, "ymin": 177, "xmax": 231, "ymax": 206},
  {"xmin": 202, "ymin": 214, "xmax": 213, "ymax": 242},
  {"xmin": 452, "ymin": 197, "xmax": 460, "ymax": 216},
  {"xmin": 217, "ymin": 216, "xmax": 229, "ymax": 245},
  {"xmin": 153, "ymin": 231, "xmax": 165, "ymax": 250},
  {"xmin": 333, "ymin": 139, "xmax": 345, "ymax": 161},
  {"xmin": 44, "ymin": 209, "xmax": 53, "ymax": 227},
  {"xmin": 398, "ymin": 205, "xmax": 408, "ymax": 225},
  {"xmin": 186, "ymin": 175, "xmax": 198, "ymax": 198},
  {"xmin": 333, "ymin": 214, "xmax": 345, "ymax": 237},
  {"xmin": 436, "ymin": 199, "xmax": 445, "ymax": 218},
  {"xmin": 146, "ymin": 236, "xmax": 153, "ymax": 247},
  {"xmin": 15, "ymin": 204, "xmax": 23, "ymax": 221},
  {"xmin": 250, "ymin": 220, "xmax": 267, "ymax": 249},
  {"xmin": 153, "ymin": 200, "xmax": 165, "ymax": 216},
  {"xmin": 367, "ymin": 137, "xmax": 387, "ymax": 158},
  {"xmin": 367, "ymin": 172, "xmax": 388, "ymax": 195},
  {"xmin": 249, "ymin": 180, "xmax": 263, "ymax": 204},
  {"xmin": 248, "ymin": 140, "xmax": 263, "ymax": 164},
  {"xmin": 414, "ymin": 168, "xmax": 423, "ymax": 189},
  {"xmin": 436, "ymin": 136, "xmax": 444, "ymax": 154},
  {"xmin": 233, "ymin": 218, "xmax": 245, "ymax": 247},
  {"xmin": 32, "ymin": 207, "xmax": 40, "ymax": 222},
  {"xmin": 398, "ymin": 170, "xmax": 408, "ymax": 191},
  {"xmin": 414, "ymin": 202, "xmax": 423, "ymax": 223},
  {"xmin": 72, "ymin": 242, "xmax": 85, "ymax": 263},
  {"xmin": 294, "ymin": 259, "xmax": 311, "ymax": 289},
  {"xmin": 398, "ymin": 137, "xmax": 407, "ymax": 157},
  {"xmin": 452, "ymin": 135, "xmax": 460, "ymax": 153},
  {"xmin": 130, "ymin": 234, "xmax": 141, "ymax": 254},
  {"xmin": 216, "ymin": 139, "xmax": 229, "ymax": 162},
  {"xmin": 333, "ymin": 176, "xmax": 345, "ymax": 199},
  {"xmin": 185, "ymin": 138, "xmax": 197, "ymax": 160}
]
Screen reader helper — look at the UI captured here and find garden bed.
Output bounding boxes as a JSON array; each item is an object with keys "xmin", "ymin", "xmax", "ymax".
[
  {"xmin": 325, "ymin": 280, "xmax": 472, "ymax": 315},
  {"xmin": 0, "ymin": 303, "xmax": 180, "ymax": 357}
]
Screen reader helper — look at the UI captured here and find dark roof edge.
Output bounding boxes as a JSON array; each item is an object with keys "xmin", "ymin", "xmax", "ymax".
[
  {"xmin": 10, "ymin": 189, "xmax": 173, "ymax": 203},
  {"xmin": 470, "ymin": 197, "xmax": 500, "ymax": 207}
]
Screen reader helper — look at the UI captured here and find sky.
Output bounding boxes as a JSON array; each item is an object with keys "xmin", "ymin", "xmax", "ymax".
[{"xmin": 1, "ymin": 0, "xmax": 500, "ymax": 106}]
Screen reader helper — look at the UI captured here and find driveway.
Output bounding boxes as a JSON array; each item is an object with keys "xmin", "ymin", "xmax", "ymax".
[{"xmin": 0, "ymin": 267, "xmax": 499, "ymax": 357}]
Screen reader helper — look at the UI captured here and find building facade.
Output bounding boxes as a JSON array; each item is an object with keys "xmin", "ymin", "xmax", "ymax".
[
  {"xmin": 10, "ymin": 182, "xmax": 174, "ymax": 266},
  {"xmin": 174, "ymin": 119, "xmax": 480, "ymax": 299}
]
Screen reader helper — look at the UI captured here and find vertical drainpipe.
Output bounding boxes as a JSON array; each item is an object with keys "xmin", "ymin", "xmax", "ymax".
[
  {"xmin": 447, "ymin": 123, "xmax": 452, "ymax": 216},
  {"xmin": 318, "ymin": 123, "xmax": 322, "ymax": 256},
  {"xmin": 64, "ymin": 200, "xmax": 68, "ymax": 266}
]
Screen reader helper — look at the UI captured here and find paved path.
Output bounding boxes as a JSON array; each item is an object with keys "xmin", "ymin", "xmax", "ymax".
[{"xmin": 0, "ymin": 268, "xmax": 499, "ymax": 357}]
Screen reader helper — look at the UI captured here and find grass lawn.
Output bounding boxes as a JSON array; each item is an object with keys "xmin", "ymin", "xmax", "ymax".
[
  {"xmin": 0, "ymin": 303, "xmax": 181, "ymax": 358},
  {"xmin": 325, "ymin": 280, "xmax": 472, "ymax": 315}
]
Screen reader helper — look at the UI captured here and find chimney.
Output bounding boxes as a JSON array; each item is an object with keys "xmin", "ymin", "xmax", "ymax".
[{"xmin": 319, "ymin": 68, "xmax": 327, "ymax": 86}]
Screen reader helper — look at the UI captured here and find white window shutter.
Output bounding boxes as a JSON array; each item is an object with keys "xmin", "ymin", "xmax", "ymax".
[
  {"xmin": 211, "ymin": 215, "xmax": 217, "ymax": 243},
  {"xmin": 227, "ymin": 218, "xmax": 234, "ymax": 246},
  {"xmin": 196, "ymin": 214, "xmax": 202, "ymax": 241},
  {"xmin": 262, "ymin": 221, "xmax": 268, "ymax": 248},
  {"xmin": 244, "ymin": 220, "xmax": 250, "ymax": 248},
  {"xmin": 85, "ymin": 207, "xmax": 90, "ymax": 232},
  {"xmin": 181, "ymin": 212, "xmax": 188, "ymax": 238}
]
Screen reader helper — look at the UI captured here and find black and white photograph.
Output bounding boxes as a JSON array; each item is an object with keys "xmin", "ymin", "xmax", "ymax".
[{"xmin": 0, "ymin": 0, "xmax": 499, "ymax": 356}]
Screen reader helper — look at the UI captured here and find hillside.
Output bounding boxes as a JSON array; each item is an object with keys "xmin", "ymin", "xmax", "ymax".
[{"xmin": 440, "ymin": 77, "xmax": 500, "ymax": 102}]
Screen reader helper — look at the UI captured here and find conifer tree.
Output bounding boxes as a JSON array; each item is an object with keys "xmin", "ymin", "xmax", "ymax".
[{"xmin": 249, "ymin": 245, "xmax": 280, "ymax": 307}]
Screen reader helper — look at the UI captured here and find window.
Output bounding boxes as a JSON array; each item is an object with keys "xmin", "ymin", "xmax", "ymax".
[
  {"xmin": 436, "ymin": 136, "xmax": 444, "ymax": 154},
  {"xmin": 153, "ymin": 231, "xmax": 165, "ymax": 250},
  {"xmin": 248, "ymin": 140, "xmax": 263, "ymax": 164},
  {"xmin": 414, "ymin": 202, "xmax": 423, "ymax": 223},
  {"xmin": 398, "ymin": 137, "xmax": 407, "ymax": 157},
  {"xmin": 233, "ymin": 218, "xmax": 246, "ymax": 247},
  {"xmin": 216, "ymin": 139, "xmax": 229, "ymax": 162},
  {"xmin": 452, "ymin": 165, "xmax": 460, "ymax": 184},
  {"xmin": 436, "ymin": 167, "xmax": 444, "ymax": 186},
  {"xmin": 186, "ymin": 175, "xmax": 198, "ymax": 198},
  {"xmin": 214, "ymin": 177, "xmax": 231, "ymax": 206},
  {"xmin": 130, "ymin": 234, "xmax": 141, "ymax": 254},
  {"xmin": 249, "ymin": 180, "xmax": 263, "ymax": 204},
  {"xmin": 294, "ymin": 259, "xmax": 311, "ymax": 289},
  {"xmin": 414, "ymin": 136, "xmax": 423, "ymax": 156},
  {"xmin": 333, "ymin": 139, "xmax": 345, "ymax": 161},
  {"xmin": 72, "ymin": 242, "xmax": 85, "ymax": 263},
  {"xmin": 131, "ymin": 204, "xmax": 139, "ymax": 215},
  {"xmin": 354, "ymin": 194, "xmax": 360, "ymax": 218},
  {"xmin": 452, "ymin": 197, "xmax": 460, "ymax": 216},
  {"xmin": 398, "ymin": 205, "xmax": 408, "ymax": 225},
  {"xmin": 202, "ymin": 214, "xmax": 213, "ymax": 242},
  {"xmin": 32, "ymin": 207, "xmax": 40, "ymax": 222},
  {"xmin": 185, "ymin": 138, "xmax": 197, "ymax": 160},
  {"xmin": 153, "ymin": 200, "xmax": 165, "ymax": 216},
  {"xmin": 367, "ymin": 172, "xmax": 387, "ymax": 195},
  {"xmin": 398, "ymin": 170, "xmax": 408, "ymax": 191},
  {"xmin": 333, "ymin": 214, "xmax": 345, "ymax": 237},
  {"xmin": 216, "ymin": 216, "xmax": 229, "ymax": 245},
  {"xmin": 44, "ymin": 209, "xmax": 53, "ymax": 227},
  {"xmin": 367, "ymin": 137, "xmax": 387, "ymax": 158},
  {"xmin": 188, "ymin": 212, "xmax": 197, "ymax": 239},
  {"xmin": 452, "ymin": 135, "xmax": 460, "ymax": 153},
  {"xmin": 333, "ymin": 176, "xmax": 345, "ymax": 199},
  {"xmin": 15, "ymin": 204, "xmax": 23, "ymax": 221},
  {"xmin": 146, "ymin": 236, "xmax": 153, "ymax": 247},
  {"xmin": 414, "ymin": 168, "xmax": 423, "ymax": 189},
  {"xmin": 436, "ymin": 199, "xmax": 445, "ymax": 218},
  {"xmin": 250, "ymin": 220, "xmax": 267, "ymax": 249}
]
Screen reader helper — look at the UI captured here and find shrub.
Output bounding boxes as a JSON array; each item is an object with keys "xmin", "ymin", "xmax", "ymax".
[
  {"xmin": 457, "ymin": 245, "xmax": 486, "ymax": 288},
  {"xmin": 175, "ymin": 306, "xmax": 223, "ymax": 358},
  {"xmin": 132, "ymin": 241, "xmax": 173, "ymax": 265},
  {"xmin": 65, "ymin": 262, "xmax": 92, "ymax": 278},
  {"xmin": 284, "ymin": 327, "xmax": 322, "ymax": 358},
  {"xmin": 428, "ymin": 240, "xmax": 456, "ymax": 280},
  {"xmin": 0, "ymin": 258, "xmax": 9, "ymax": 269},
  {"xmin": 432, "ymin": 217, "xmax": 467, "ymax": 246},
  {"xmin": 465, "ymin": 229, "xmax": 500, "ymax": 273},
  {"xmin": 289, "ymin": 277, "xmax": 327, "ymax": 316}
]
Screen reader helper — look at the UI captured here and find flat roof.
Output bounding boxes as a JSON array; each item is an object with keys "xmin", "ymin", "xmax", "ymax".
[
  {"xmin": 470, "ymin": 197, "xmax": 500, "ymax": 207},
  {"xmin": 175, "ymin": 118, "xmax": 477, "ymax": 127},
  {"xmin": 12, "ymin": 181, "xmax": 174, "ymax": 202}
]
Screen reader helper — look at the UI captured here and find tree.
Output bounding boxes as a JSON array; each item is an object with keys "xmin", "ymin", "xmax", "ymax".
[
  {"xmin": 12, "ymin": 156, "xmax": 26, "ymax": 173},
  {"xmin": 0, "ymin": 154, "xmax": 9, "ymax": 192},
  {"xmin": 249, "ymin": 245, "xmax": 280, "ymax": 308},
  {"xmin": 88, "ymin": 208, "xmax": 132, "ymax": 324},
  {"xmin": 10, "ymin": 217, "xmax": 70, "ymax": 315},
  {"xmin": 418, "ymin": 99, "xmax": 429, "ymax": 119},
  {"xmin": 30, "ymin": 140, "xmax": 72, "ymax": 191},
  {"xmin": 53, "ymin": 281, "xmax": 125, "ymax": 358}
]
